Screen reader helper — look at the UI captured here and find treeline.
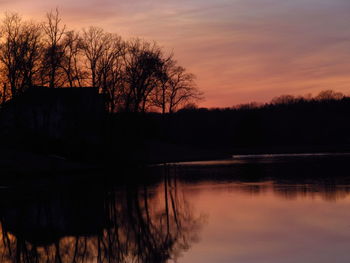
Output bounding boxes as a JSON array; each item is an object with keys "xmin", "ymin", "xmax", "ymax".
[
  {"xmin": 0, "ymin": 10, "xmax": 202, "ymax": 113},
  {"xmin": 230, "ymin": 89, "xmax": 347, "ymax": 110},
  {"xmin": 145, "ymin": 90, "xmax": 350, "ymax": 154}
]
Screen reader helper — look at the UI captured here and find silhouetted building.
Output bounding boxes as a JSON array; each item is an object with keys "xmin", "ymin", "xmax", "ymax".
[{"xmin": 0, "ymin": 87, "xmax": 105, "ymax": 144}]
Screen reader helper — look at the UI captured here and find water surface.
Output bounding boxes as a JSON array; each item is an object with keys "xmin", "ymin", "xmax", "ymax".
[{"xmin": 1, "ymin": 154, "xmax": 350, "ymax": 262}]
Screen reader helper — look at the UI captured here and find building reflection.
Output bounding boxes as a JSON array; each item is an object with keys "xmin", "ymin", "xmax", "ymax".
[{"xmin": 0, "ymin": 175, "xmax": 203, "ymax": 263}]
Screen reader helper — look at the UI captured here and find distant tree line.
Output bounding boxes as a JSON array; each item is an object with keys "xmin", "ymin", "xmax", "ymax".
[
  {"xmin": 0, "ymin": 10, "xmax": 202, "ymax": 113},
  {"xmin": 145, "ymin": 90, "xmax": 350, "ymax": 155},
  {"xmin": 229, "ymin": 90, "xmax": 347, "ymax": 110}
]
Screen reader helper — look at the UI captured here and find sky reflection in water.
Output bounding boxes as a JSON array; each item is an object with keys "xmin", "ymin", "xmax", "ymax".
[
  {"xmin": 1, "ymin": 155, "xmax": 350, "ymax": 262},
  {"xmin": 179, "ymin": 180, "xmax": 350, "ymax": 263}
]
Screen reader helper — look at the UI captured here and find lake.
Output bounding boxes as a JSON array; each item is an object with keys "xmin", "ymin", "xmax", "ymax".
[{"xmin": 1, "ymin": 153, "xmax": 350, "ymax": 262}]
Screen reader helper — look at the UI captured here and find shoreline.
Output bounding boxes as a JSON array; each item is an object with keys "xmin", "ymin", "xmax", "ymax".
[{"xmin": 1, "ymin": 143, "xmax": 350, "ymax": 175}]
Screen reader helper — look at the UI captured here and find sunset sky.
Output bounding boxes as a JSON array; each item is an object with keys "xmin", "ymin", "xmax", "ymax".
[{"xmin": 2, "ymin": 0, "xmax": 350, "ymax": 107}]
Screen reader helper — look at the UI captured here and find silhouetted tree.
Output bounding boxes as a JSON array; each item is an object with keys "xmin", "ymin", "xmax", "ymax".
[
  {"xmin": 95, "ymin": 33, "xmax": 125, "ymax": 112},
  {"xmin": 152, "ymin": 58, "xmax": 202, "ymax": 114},
  {"xmin": 81, "ymin": 27, "xmax": 109, "ymax": 88},
  {"xmin": 316, "ymin": 90, "xmax": 344, "ymax": 101},
  {"xmin": 0, "ymin": 10, "xmax": 203, "ymax": 114},
  {"xmin": 271, "ymin": 94, "xmax": 297, "ymax": 105},
  {"xmin": 166, "ymin": 65, "xmax": 202, "ymax": 113},
  {"xmin": 151, "ymin": 55, "xmax": 174, "ymax": 114},
  {"xmin": 0, "ymin": 13, "xmax": 42, "ymax": 98},
  {"xmin": 61, "ymin": 30, "xmax": 86, "ymax": 87},
  {"xmin": 41, "ymin": 8, "xmax": 66, "ymax": 88},
  {"xmin": 123, "ymin": 39, "xmax": 165, "ymax": 112}
]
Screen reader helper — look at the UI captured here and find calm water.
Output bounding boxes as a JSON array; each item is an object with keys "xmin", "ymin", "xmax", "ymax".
[{"xmin": 2, "ymin": 154, "xmax": 350, "ymax": 262}]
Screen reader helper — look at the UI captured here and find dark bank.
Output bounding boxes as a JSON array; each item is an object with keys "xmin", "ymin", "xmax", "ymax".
[{"xmin": 1, "ymin": 87, "xmax": 350, "ymax": 172}]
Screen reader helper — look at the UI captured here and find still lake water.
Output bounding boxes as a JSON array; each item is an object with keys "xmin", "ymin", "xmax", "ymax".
[{"xmin": 1, "ymin": 153, "xmax": 350, "ymax": 262}]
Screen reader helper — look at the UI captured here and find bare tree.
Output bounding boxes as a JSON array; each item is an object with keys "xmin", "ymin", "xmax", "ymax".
[
  {"xmin": 41, "ymin": 8, "xmax": 66, "ymax": 88},
  {"xmin": 0, "ymin": 10, "xmax": 204, "ymax": 112},
  {"xmin": 0, "ymin": 13, "xmax": 43, "ymax": 98},
  {"xmin": 61, "ymin": 30, "xmax": 86, "ymax": 87},
  {"xmin": 167, "ymin": 66, "xmax": 202, "ymax": 113},
  {"xmin": 152, "ymin": 58, "xmax": 202, "ymax": 114},
  {"xmin": 96, "ymin": 33, "xmax": 125, "ymax": 112},
  {"xmin": 81, "ymin": 27, "xmax": 110, "ymax": 88},
  {"xmin": 123, "ymin": 39, "xmax": 165, "ymax": 112}
]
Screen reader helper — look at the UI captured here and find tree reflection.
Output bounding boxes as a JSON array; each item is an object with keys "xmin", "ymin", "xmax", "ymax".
[{"xmin": 0, "ymin": 175, "xmax": 202, "ymax": 263}]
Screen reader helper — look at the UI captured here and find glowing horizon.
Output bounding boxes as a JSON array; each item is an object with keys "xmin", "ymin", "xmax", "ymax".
[{"xmin": 1, "ymin": 0, "xmax": 350, "ymax": 108}]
